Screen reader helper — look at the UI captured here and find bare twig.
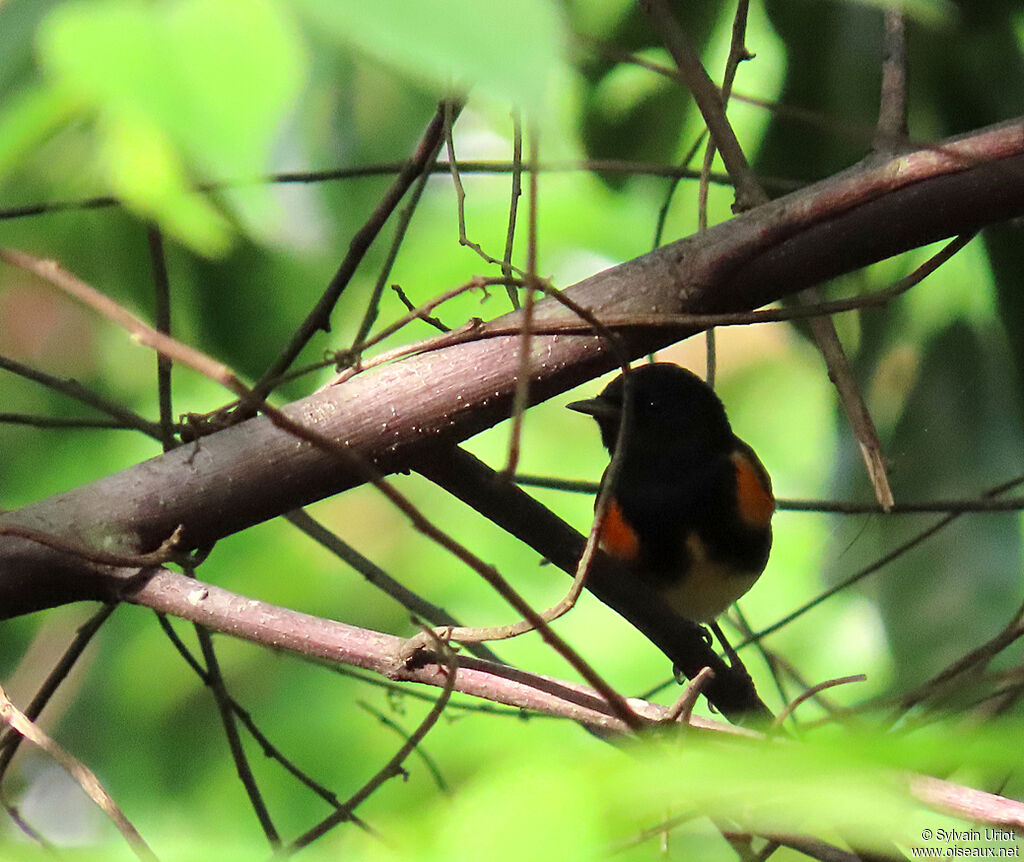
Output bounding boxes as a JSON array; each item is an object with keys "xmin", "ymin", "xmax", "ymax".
[
  {"xmin": 641, "ymin": 0, "xmax": 767, "ymax": 209},
  {"xmin": 357, "ymin": 700, "xmax": 450, "ymax": 795},
  {"xmin": 874, "ymin": 8, "xmax": 909, "ymax": 155},
  {"xmin": 898, "ymin": 600, "xmax": 1024, "ymax": 714},
  {"xmin": 0, "ymin": 603, "xmax": 117, "ymax": 780},
  {"xmin": 390, "ymin": 284, "xmax": 449, "ymax": 332},
  {"xmin": 146, "ymin": 225, "xmax": 176, "ymax": 451},
  {"xmin": 511, "ymin": 487, "xmax": 1024, "ymax": 515},
  {"xmin": 502, "ymin": 112, "xmax": 524, "ymax": 308},
  {"xmin": 368, "ymin": 223, "xmax": 978, "ymax": 370},
  {"xmin": 743, "ymin": 474, "xmax": 1024, "ymax": 647},
  {"xmin": 248, "ymin": 101, "xmax": 460, "ymax": 407},
  {"xmin": 698, "ymin": 0, "xmax": 753, "ymax": 220},
  {"xmin": 0, "ymin": 683, "xmax": 157, "ymax": 861},
  {"xmin": 351, "ymin": 120, "xmax": 447, "ymax": 349},
  {"xmin": 283, "ymin": 508, "xmax": 504, "ymax": 664},
  {"xmin": 776, "ymin": 494, "xmax": 1022, "ymax": 514},
  {"xmin": 326, "ymin": 276, "xmax": 517, "ymax": 380},
  {"xmin": 0, "ymin": 158, "xmax": 777, "ymax": 224},
  {"xmin": 666, "ymin": 667, "xmax": 716, "ymax": 724},
  {"xmin": 771, "ymin": 675, "xmax": 867, "ymax": 732},
  {"xmin": 653, "ymin": 131, "xmax": 708, "ymax": 248},
  {"xmin": 582, "ymin": 36, "xmax": 907, "ymax": 156},
  {"xmin": 287, "ymin": 627, "xmax": 459, "ymax": 851},
  {"xmin": 197, "ymin": 626, "xmax": 280, "ymax": 846},
  {"xmin": 0, "ymin": 523, "xmax": 184, "ymax": 568},
  {"xmin": 806, "ymin": 297, "xmax": 896, "ymax": 510},
  {"xmin": 0, "ymin": 413, "xmax": 145, "ymax": 430},
  {"xmin": 0, "ymin": 354, "xmax": 163, "ymax": 438},
  {"xmin": 153, "ymin": 615, "xmax": 344, "ymax": 808},
  {"xmin": 698, "ymin": 0, "xmax": 753, "ymax": 385},
  {"xmin": 503, "ymin": 125, "xmax": 540, "ymax": 477}
]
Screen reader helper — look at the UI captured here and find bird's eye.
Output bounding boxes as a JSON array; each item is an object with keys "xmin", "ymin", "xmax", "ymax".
[{"xmin": 641, "ymin": 399, "xmax": 661, "ymax": 414}]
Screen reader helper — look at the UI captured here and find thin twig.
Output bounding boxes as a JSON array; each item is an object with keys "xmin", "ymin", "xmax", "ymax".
[
  {"xmin": 743, "ymin": 474, "xmax": 1024, "ymax": 647},
  {"xmin": 146, "ymin": 225, "xmax": 176, "ymax": 451},
  {"xmin": 666, "ymin": 666, "xmax": 715, "ymax": 724},
  {"xmin": 389, "ymin": 284, "xmax": 449, "ymax": 332},
  {"xmin": 502, "ymin": 124, "xmax": 540, "ymax": 477},
  {"xmin": 1, "ymin": 794, "xmax": 54, "ymax": 849},
  {"xmin": 357, "ymin": 700, "xmax": 450, "ymax": 795},
  {"xmin": 873, "ymin": 8, "xmax": 909, "ymax": 155},
  {"xmin": 247, "ymin": 101, "xmax": 460, "ymax": 408},
  {"xmin": 771, "ymin": 675, "xmax": 867, "ymax": 732},
  {"xmin": 324, "ymin": 276, "xmax": 518, "ymax": 383},
  {"xmin": 502, "ymin": 112, "xmax": 524, "ymax": 308},
  {"xmin": 0, "ymin": 683, "xmax": 157, "ymax": 861},
  {"xmin": 653, "ymin": 130, "xmax": 707, "ymax": 248},
  {"xmin": 699, "ymin": 0, "xmax": 752, "ymax": 383},
  {"xmin": 0, "ymin": 603, "xmax": 118, "ymax": 780},
  {"xmin": 0, "ymin": 354, "xmax": 164, "ymax": 438},
  {"xmin": 776, "ymin": 495, "xmax": 1023, "ymax": 514},
  {"xmin": 512, "ymin": 473, "xmax": 1024, "ymax": 513},
  {"xmin": 283, "ymin": 508, "xmax": 504, "ymax": 665},
  {"xmin": 197, "ymin": 626, "xmax": 280, "ymax": 847},
  {"xmin": 346, "ymin": 230, "xmax": 976, "ymax": 373},
  {"xmin": 330, "ymin": 664, "xmax": 545, "ymax": 719},
  {"xmin": 351, "ymin": 125, "xmax": 444, "ymax": 349},
  {"xmin": 154, "ymin": 615, "xmax": 344, "ymax": 807},
  {"xmin": 0, "ymin": 248, "xmax": 238, "ymax": 385},
  {"xmin": 897, "ymin": 599, "xmax": 1024, "ymax": 714},
  {"xmin": 443, "ymin": 101, "xmax": 515, "ymax": 272},
  {"xmin": 0, "ymin": 413, "xmax": 144, "ymax": 430},
  {"xmin": 641, "ymin": 0, "xmax": 767, "ymax": 209},
  {"xmin": 697, "ymin": 0, "xmax": 753, "ymax": 221},
  {"xmin": 583, "ymin": 36, "xmax": 907, "ymax": 157},
  {"xmin": 805, "ymin": 294, "xmax": 895, "ymax": 510},
  {"xmin": 287, "ymin": 627, "xmax": 460, "ymax": 851},
  {"xmin": 5, "ymin": 245, "xmax": 643, "ymax": 733},
  {"xmin": 0, "ymin": 158, "xmax": 775, "ymax": 224},
  {"xmin": 0, "ymin": 523, "xmax": 184, "ymax": 568}
]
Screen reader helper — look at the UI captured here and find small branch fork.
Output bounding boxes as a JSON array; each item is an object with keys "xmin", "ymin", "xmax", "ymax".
[
  {"xmin": 642, "ymin": 0, "xmax": 898, "ymax": 509},
  {"xmin": 0, "ymin": 245, "xmax": 643, "ymax": 734},
  {"xmin": 103, "ymin": 566, "xmax": 1024, "ymax": 835}
]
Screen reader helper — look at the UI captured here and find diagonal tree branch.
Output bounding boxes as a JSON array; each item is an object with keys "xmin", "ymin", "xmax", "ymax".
[
  {"xmin": 110, "ymin": 562, "xmax": 1024, "ymax": 836},
  {"xmin": 1, "ymin": 117, "xmax": 1023, "ymax": 626}
]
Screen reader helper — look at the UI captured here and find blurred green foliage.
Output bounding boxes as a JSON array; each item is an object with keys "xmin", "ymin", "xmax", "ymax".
[{"xmin": 1, "ymin": 0, "xmax": 1023, "ymax": 857}]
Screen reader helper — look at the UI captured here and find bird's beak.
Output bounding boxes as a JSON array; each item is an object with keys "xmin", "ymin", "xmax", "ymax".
[{"xmin": 566, "ymin": 398, "xmax": 620, "ymax": 420}]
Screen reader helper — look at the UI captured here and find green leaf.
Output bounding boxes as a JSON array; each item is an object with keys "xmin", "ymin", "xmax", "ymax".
[
  {"xmin": 0, "ymin": 84, "xmax": 77, "ymax": 180},
  {"xmin": 34, "ymin": 0, "xmax": 308, "ymax": 253},
  {"xmin": 296, "ymin": 0, "xmax": 566, "ymax": 110}
]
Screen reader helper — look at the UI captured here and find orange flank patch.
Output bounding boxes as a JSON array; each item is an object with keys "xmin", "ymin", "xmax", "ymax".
[
  {"xmin": 731, "ymin": 451, "xmax": 775, "ymax": 528},
  {"xmin": 599, "ymin": 498, "xmax": 641, "ymax": 561}
]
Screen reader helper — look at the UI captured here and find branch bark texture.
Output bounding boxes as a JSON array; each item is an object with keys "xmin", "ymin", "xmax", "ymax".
[{"xmin": 2, "ymin": 118, "xmax": 1024, "ymax": 621}]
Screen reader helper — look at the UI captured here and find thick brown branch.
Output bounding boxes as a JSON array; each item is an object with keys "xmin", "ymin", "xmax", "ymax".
[
  {"xmin": 2, "ymin": 118, "xmax": 1023, "ymax": 623},
  {"xmin": 116, "ymin": 565, "xmax": 1024, "ymax": 833}
]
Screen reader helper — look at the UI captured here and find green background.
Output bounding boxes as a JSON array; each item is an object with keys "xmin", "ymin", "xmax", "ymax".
[{"xmin": 1, "ymin": 0, "xmax": 1022, "ymax": 858}]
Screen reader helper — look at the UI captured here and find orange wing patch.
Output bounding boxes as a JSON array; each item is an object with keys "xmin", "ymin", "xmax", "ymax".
[
  {"xmin": 598, "ymin": 497, "xmax": 641, "ymax": 561},
  {"xmin": 731, "ymin": 450, "xmax": 775, "ymax": 529}
]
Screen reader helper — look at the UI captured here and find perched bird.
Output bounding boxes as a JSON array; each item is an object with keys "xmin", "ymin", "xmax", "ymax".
[{"xmin": 567, "ymin": 363, "xmax": 774, "ymax": 625}]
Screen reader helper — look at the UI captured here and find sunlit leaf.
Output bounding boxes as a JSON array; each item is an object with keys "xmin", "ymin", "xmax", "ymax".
[
  {"xmin": 296, "ymin": 0, "xmax": 566, "ymax": 110},
  {"xmin": 34, "ymin": 0, "xmax": 308, "ymax": 253}
]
